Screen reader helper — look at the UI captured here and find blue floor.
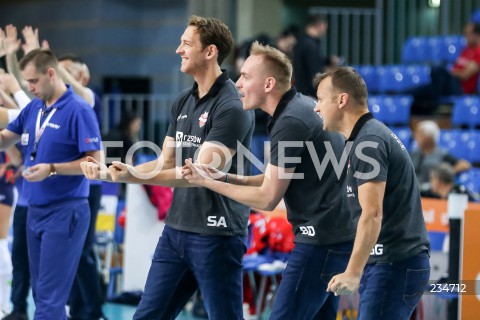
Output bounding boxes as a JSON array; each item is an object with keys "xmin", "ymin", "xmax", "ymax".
[{"xmin": 24, "ymin": 294, "xmax": 203, "ymax": 319}]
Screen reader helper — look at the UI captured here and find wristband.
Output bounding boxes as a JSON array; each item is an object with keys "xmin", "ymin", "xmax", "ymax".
[{"xmin": 49, "ymin": 163, "xmax": 57, "ymax": 177}]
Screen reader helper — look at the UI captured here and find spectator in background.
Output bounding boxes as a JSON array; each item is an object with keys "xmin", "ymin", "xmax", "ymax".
[
  {"xmin": 276, "ymin": 25, "xmax": 299, "ymax": 60},
  {"xmin": 103, "ymin": 111, "xmax": 142, "ymax": 165},
  {"xmin": 293, "ymin": 13, "xmax": 340, "ymax": 97},
  {"xmin": 235, "ymin": 26, "xmax": 298, "ymax": 79},
  {"xmin": 421, "ymin": 162, "xmax": 479, "ymax": 201},
  {"xmin": 410, "ymin": 121, "xmax": 471, "ymax": 188},
  {"xmin": 410, "ymin": 22, "xmax": 480, "ymax": 114},
  {"xmin": 103, "ymin": 111, "xmax": 142, "ymax": 198},
  {"xmin": 57, "ymin": 55, "xmax": 106, "ymax": 320},
  {"xmin": 0, "ymin": 148, "xmax": 22, "ymax": 317},
  {"xmin": 0, "ymin": 69, "xmax": 31, "ymax": 320}
]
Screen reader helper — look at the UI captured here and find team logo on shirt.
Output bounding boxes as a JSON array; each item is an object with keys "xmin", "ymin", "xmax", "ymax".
[
  {"xmin": 175, "ymin": 131, "xmax": 184, "ymax": 148},
  {"xmin": 390, "ymin": 132, "xmax": 406, "ymax": 151},
  {"xmin": 175, "ymin": 131, "xmax": 202, "ymax": 148},
  {"xmin": 346, "ymin": 185, "xmax": 355, "ymax": 198},
  {"xmin": 177, "ymin": 114, "xmax": 188, "ymax": 121},
  {"xmin": 47, "ymin": 123, "xmax": 60, "ymax": 129},
  {"xmin": 198, "ymin": 112, "xmax": 208, "ymax": 127},
  {"xmin": 84, "ymin": 137, "xmax": 99, "ymax": 144}
]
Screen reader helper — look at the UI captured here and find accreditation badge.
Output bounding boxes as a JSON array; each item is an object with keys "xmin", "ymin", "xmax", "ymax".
[{"xmin": 21, "ymin": 133, "xmax": 29, "ymax": 146}]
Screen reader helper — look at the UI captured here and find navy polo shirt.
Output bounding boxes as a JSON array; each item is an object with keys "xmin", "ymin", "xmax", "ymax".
[
  {"xmin": 7, "ymin": 86, "xmax": 102, "ymax": 206},
  {"xmin": 268, "ymin": 88, "xmax": 356, "ymax": 245},
  {"xmin": 165, "ymin": 71, "xmax": 255, "ymax": 236},
  {"xmin": 345, "ymin": 113, "xmax": 430, "ymax": 263}
]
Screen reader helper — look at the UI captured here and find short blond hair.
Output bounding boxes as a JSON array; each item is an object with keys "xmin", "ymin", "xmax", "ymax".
[{"xmin": 250, "ymin": 41, "xmax": 292, "ymax": 91}]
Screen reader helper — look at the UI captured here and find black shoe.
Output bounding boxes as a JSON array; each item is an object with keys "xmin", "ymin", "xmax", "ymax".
[{"xmin": 2, "ymin": 311, "xmax": 29, "ymax": 320}]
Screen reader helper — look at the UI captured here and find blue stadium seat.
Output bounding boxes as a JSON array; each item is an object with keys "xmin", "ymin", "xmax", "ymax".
[
  {"xmin": 368, "ymin": 95, "xmax": 388, "ymax": 123},
  {"xmin": 426, "ymin": 37, "xmax": 443, "ymax": 64},
  {"xmin": 439, "ymin": 129, "xmax": 471, "ymax": 159},
  {"xmin": 368, "ymin": 95, "xmax": 412, "ymax": 126},
  {"xmin": 457, "ymin": 168, "xmax": 480, "ymax": 196},
  {"xmin": 428, "ymin": 231, "xmax": 447, "ymax": 251},
  {"xmin": 451, "ymin": 96, "xmax": 480, "ymax": 128},
  {"xmin": 377, "ymin": 65, "xmax": 409, "ymax": 93},
  {"xmin": 466, "ymin": 130, "xmax": 480, "ymax": 163},
  {"xmin": 403, "ymin": 65, "xmax": 431, "ymax": 90},
  {"xmin": 390, "ymin": 126, "xmax": 412, "ymax": 151},
  {"xmin": 441, "ymin": 35, "xmax": 466, "ymax": 63},
  {"xmin": 357, "ymin": 65, "xmax": 378, "ymax": 93},
  {"xmin": 402, "ymin": 37, "xmax": 428, "ymax": 64}
]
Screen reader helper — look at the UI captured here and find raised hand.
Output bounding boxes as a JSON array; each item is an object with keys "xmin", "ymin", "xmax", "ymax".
[
  {"xmin": 21, "ymin": 26, "xmax": 40, "ymax": 55},
  {"xmin": 0, "ymin": 29, "xmax": 6, "ymax": 58},
  {"xmin": 3, "ymin": 25, "xmax": 21, "ymax": 55}
]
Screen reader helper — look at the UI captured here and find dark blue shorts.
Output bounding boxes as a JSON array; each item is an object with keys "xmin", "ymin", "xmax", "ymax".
[{"xmin": 0, "ymin": 183, "xmax": 14, "ymax": 206}]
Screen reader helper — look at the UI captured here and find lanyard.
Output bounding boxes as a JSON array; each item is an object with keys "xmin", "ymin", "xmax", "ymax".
[{"xmin": 30, "ymin": 107, "xmax": 57, "ymax": 161}]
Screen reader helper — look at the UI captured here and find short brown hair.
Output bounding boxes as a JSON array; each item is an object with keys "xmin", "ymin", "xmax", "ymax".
[
  {"xmin": 250, "ymin": 41, "xmax": 292, "ymax": 91},
  {"xmin": 188, "ymin": 15, "xmax": 234, "ymax": 65},
  {"xmin": 313, "ymin": 66, "xmax": 368, "ymax": 106},
  {"xmin": 19, "ymin": 49, "xmax": 58, "ymax": 74}
]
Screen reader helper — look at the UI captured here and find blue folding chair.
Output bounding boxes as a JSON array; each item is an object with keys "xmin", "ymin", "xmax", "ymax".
[
  {"xmin": 357, "ymin": 65, "xmax": 378, "ymax": 93},
  {"xmin": 439, "ymin": 129, "xmax": 471, "ymax": 159},
  {"xmin": 426, "ymin": 36, "xmax": 443, "ymax": 64},
  {"xmin": 451, "ymin": 96, "xmax": 480, "ymax": 128},
  {"xmin": 457, "ymin": 168, "xmax": 480, "ymax": 196},
  {"xmin": 402, "ymin": 37, "xmax": 428, "ymax": 64},
  {"xmin": 368, "ymin": 95, "xmax": 388, "ymax": 124},
  {"xmin": 403, "ymin": 65, "xmax": 431, "ymax": 90},
  {"xmin": 441, "ymin": 35, "xmax": 466, "ymax": 63},
  {"xmin": 466, "ymin": 130, "xmax": 480, "ymax": 163}
]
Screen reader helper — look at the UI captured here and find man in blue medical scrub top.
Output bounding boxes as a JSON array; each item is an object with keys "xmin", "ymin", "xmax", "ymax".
[{"xmin": 0, "ymin": 49, "xmax": 102, "ymax": 320}]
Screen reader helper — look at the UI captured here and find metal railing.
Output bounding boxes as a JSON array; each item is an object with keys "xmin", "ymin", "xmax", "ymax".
[
  {"xmin": 311, "ymin": 0, "xmax": 480, "ymax": 65},
  {"xmin": 102, "ymin": 94, "xmax": 175, "ymax": 146}
]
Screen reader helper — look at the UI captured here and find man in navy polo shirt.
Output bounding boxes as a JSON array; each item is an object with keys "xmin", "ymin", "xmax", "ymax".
[
  {"xmin": 314, "ymin": 67, "xmax": 430, "ymax": 319},
  {"xmin": 183, "ymin": 42, "xmax": 356, "ymax": 319},
  {"xmin": 0, "ymin": 48, "xmax": 102, "ymax": 320},
  {"xmin": 81, "ymin": 16, "xmax": 254, "ymax": 320},
  {"xmin": 58, "ymin": 54, "xmax": 106, "ymax": 320}
]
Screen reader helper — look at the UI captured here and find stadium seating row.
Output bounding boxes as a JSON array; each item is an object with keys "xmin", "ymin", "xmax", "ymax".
[
  {"xmin": 354, "ymin": 64, "xmax": 431, "ymax": 93},
  {"xmin": 402, "ymin": 35, "xmax": 466, "ymax": 65}
]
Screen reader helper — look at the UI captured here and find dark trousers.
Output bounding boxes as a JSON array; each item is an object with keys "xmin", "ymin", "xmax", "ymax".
[
  {"xmin": 357, "ymin": 251, "xmax": 430, "ymax": 320},
  {"xmin": 69, "ymin": 184, "xmax": 105, "ymax": 320},
  {"xmin": 10, "ymin": 205, "xmax": 29, "ymax": 314},
  {"xmin": 28, "ymin": 199, "xmax": 90, "ymax": 320},
  {"xmin": 410, "ymin": 66, "xmax": 463, "ymax": 114},
  {"xmin": 270, "ymin": 241, "xmax": 354, "ymax": 320},
  {"xmin": 133, "ymin": 225, "xmax": 247, "ymax": 320}
]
